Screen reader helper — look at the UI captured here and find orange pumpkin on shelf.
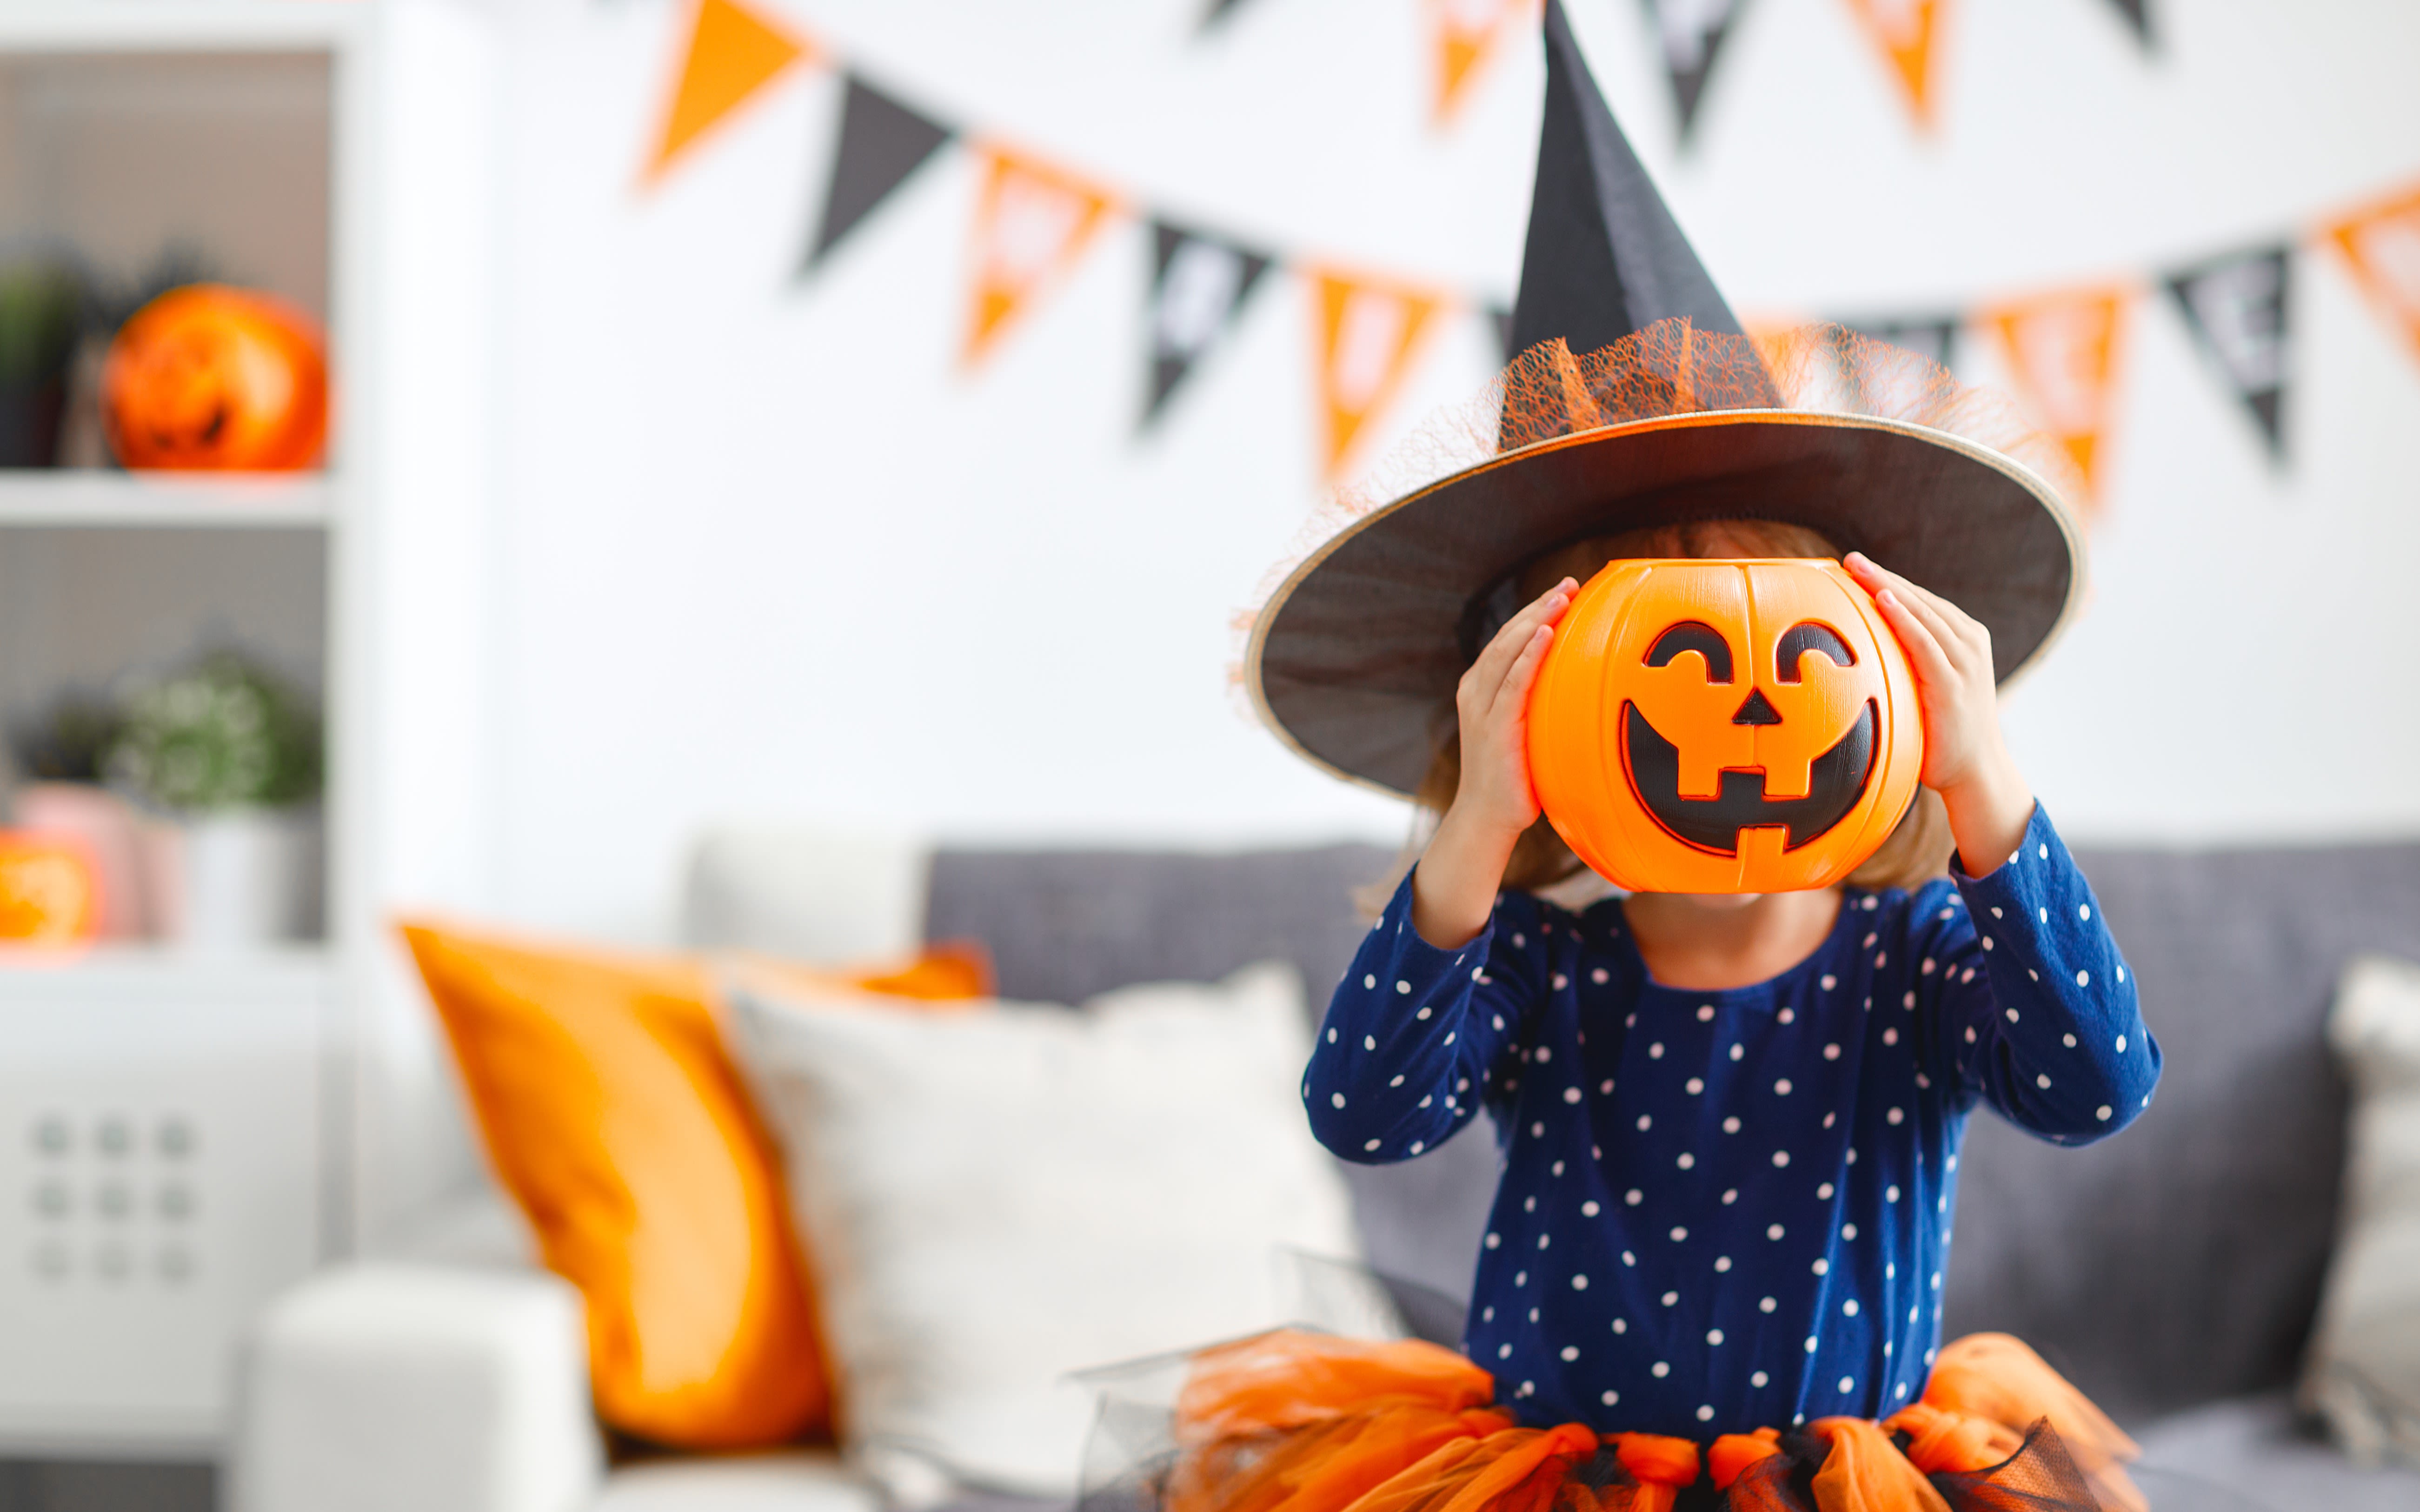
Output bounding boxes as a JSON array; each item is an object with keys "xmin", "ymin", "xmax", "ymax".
[
  {"xmin": 101, "ymin": 284, "xmax": 328, "ymax": 471},
  {"xmin": 0, "ymin": 832, "xmax": 101, "ymax": 946},
  {"xmin": 1526, "ymin": 558, "xmax": 1923, "ymax": 895}
]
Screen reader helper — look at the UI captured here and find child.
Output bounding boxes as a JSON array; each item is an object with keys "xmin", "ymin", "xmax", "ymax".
[
  {"xmin": 1181, "ymin": 8, "xmax": 2161, "ymax": 1507},
  {"xmin": 1307, "ymin": 516, "xmax": 2157, "ymax": 1439}
]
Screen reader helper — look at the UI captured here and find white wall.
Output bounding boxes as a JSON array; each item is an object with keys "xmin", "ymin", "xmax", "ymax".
[{"xmin": 485, "ymin": 0, "xmax": 2420, "ymax": 939}]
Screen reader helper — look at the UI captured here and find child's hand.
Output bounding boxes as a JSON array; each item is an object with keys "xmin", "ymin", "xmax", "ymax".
[
  {"xmin": 1451, "ymin": 577, "xmax": 1578, "ymax": 839},
  {"xmin": 1409, "ymin": 577, "xmax": 1576, "ymax": 948},
  {"xmin": 1843, "ymin": 552, "xmax": 2035, "ymax": 871}
]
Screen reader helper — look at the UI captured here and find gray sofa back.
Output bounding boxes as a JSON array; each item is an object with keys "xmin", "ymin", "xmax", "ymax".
[{"xmin": 924, "ymin": 837, "xmax": 2420, "ymax": 1428}]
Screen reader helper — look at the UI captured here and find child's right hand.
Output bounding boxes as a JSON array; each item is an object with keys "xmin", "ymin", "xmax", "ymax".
[
  {"xmin": 1411, "ymin": 577, "xmax": 1576, "ymax": 948},
  {"xmin": 1451, "ymin": 577, "xmax": 1579, "ymax": 837}
]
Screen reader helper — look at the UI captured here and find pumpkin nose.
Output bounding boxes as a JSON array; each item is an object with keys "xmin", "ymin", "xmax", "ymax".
[{"xmin": 1731, "ymin": 689, "xmax": 1782, "ymax": 726}]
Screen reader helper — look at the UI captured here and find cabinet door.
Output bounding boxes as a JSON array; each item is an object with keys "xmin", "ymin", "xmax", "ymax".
[{"xmin": 0, "ymin": 958, "xmax": 322, "ymax": 1451}]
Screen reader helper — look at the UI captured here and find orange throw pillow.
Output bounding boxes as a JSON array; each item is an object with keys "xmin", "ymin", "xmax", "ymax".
[{"xmin": 397, "ymin": 920, "xmax": 991, "ymax": 1449}]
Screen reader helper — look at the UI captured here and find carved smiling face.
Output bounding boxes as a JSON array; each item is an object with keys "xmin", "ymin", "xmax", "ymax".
[{"xmin": 1525, "ymin": 558, "xmax": 1923, "ymax": 894}]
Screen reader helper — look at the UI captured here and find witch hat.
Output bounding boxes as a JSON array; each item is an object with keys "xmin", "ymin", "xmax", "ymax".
[{"xmin": 1243, "ymin": 0, "xmax": 2083, "ymax": 798}]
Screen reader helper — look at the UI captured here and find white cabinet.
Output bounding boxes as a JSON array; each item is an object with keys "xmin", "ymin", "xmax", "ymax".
[
  {"xmin": 0, "ymin": 956, "xmax": 324, "ymax": 1452},
  {"xmin": 0, "ymin": 0, "xmax": 502, "ymax": 1456}
]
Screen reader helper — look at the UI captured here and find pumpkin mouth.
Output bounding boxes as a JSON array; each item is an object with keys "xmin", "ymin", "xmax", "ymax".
[{"xmin": 1620, "ymin": 700, "xmax": 1878, "ymax": 855}]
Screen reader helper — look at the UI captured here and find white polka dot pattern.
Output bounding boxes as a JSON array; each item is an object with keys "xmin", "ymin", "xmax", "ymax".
[{"xmin": 1294, "ymin": 800, "xmax": 2154, "ymax": 1436}]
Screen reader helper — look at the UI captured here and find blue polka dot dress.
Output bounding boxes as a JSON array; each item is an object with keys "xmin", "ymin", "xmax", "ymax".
[{"xmin": 1304, "ymin": 803, "xmax": 2159, "ymax": 1440}]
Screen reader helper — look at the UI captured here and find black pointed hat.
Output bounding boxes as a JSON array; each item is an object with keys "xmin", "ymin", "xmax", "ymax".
[{"xmin": 1243, "ymin": 0, "xmax": 2083, "ymax": 798}]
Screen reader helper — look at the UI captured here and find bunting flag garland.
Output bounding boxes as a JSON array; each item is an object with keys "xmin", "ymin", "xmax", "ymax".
[
  {"xmin": 1311, "ymin": 271, "xmax": 1443, "ymax": 477},
  {"xmin": 1642, "ymin": 0, "xmax": 1753, "ymax": 142},
  {"xmin": 1981, "ymin": 287, "xmax": 2129, "ymax": 504},
  {"xmin": 802, "ymin": 75, "xmax": 955, "ymax": 271},
  {"xmin": 1144, "ymin": 223, "xmax": 1271, "ymax": 429},
  {"xmin": 628, "ymin": 7, "xmax": 2420, "ymax": 504},
  {"xmin": 962, "ymin": 147, "xmax": 1116, "ymax": 369},
  {"xmin": 1841, "ymin": 316, "xmax": 1958, "ymax": 372},
  {"xmin": 2327, "ymin": 185, "xmax": 2420, "ymax": 365},
  {"xmin": 1837, "ymin": 0, "xmax": 1948, "ymax": 131},
  {"xmin": 1431, "ymin": 0, "xmax": 1531, "ymax": 125},
  {"xmin": 2167, "ymin": 247, "xmax": 2290, "ymax": 458},
  {"xmin": 645, "ymin": 0, "xmax": 811, "ymax": 184}
]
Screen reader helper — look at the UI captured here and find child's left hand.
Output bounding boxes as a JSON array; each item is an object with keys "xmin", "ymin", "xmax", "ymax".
[{"xmin": 1843, "ymin": 551, "xmax": 2036, "ymax": 870}]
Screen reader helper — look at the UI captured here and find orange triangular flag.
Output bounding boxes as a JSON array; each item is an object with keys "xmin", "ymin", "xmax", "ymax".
[
  {"xmin": 1432, "ymin": 0, "xmax": 1529, "ymax": 125},
  {"xmin": 1310, "ymin": 270, "xmax": 1442, "ymax": 478},
  {"xmin": 2326, "ymin": 183, "xmax": 2420, "ymax": 367},
  {"xmin": 1982, "ymin": 287, "xmax": 2130, "ymax": 507},
  {"xmin": 963, "ymin": 147, "xmax": 1116, "ymax": 368},
  {"xmin": 1839, "ymin": 0, "xmax": 1947, "ymax": 130},
  {"xmin": 645, "ymin": 0, "xmax": 811, "ymax": 183}
]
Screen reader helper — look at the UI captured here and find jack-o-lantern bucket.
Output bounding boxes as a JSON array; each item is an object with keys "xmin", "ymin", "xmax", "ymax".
[
  {"xmin": 1527, "ymin": 559, "xmax": 1923, "ymax": 894},
  {"xmin": 102, "ymin": 285, "xmax": 329, "ymax": 472},
  {"xmin": 0, "ymin": 831, "xmax": 101, "ymax": 946}
]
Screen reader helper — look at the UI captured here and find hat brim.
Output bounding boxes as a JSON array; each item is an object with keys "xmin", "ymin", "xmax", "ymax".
[{"xmin": 1245, "ymin": 409, "xmax": 2085, "ymax": 799}]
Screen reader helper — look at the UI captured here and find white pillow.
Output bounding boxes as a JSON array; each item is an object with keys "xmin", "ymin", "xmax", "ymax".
[
  {"xmin": 2303, "ymin": 952, "xmax": 2420, "ymax": 1467},
  {"xmin": 722, "ymin": 962, "xmax": 1363, "ymax": 1500}
]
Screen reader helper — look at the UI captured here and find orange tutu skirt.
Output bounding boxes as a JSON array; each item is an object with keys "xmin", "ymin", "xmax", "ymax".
[{"xmin": 1117, "ymin": 1330, "xmax": 2143, "ymax": 1512}]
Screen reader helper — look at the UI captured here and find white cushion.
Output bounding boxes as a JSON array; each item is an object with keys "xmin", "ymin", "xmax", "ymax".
[
  {"xmin": 683, "ymin": 823, "xmax": 929, "ymax": 961},
  {"xmin": 723, "ymin": 962, "xmax": 1360, "ymax": 1500},
  {"xmin": 595, "ymin": 1451, "xmax": 878, "ymax": 1512},
  {"xmin": 233, "ymin": 1263, "xmax": 602, "ymax": 1512},
  {"xmin": 2303, "ymin": 953, "xmax": 2420, "ymax": 1467}
]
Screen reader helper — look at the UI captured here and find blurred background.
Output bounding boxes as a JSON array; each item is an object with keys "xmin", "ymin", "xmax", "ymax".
[{"xmin": 1, "ymin": 1, "xmax": 2416, "ymax": 1509}]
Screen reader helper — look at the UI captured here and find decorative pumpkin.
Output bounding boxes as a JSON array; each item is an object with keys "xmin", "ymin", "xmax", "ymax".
[
  {"xmin": 1527, "ymin": 558, "xmax": 1923, "ymax": 894},
  {"xmin": 102, "ymin": 285, "xmax": 328, "ymax": 471},
  {"xmin": 0, "ymin": 831, "xmax": 101, "ymax": 945}
]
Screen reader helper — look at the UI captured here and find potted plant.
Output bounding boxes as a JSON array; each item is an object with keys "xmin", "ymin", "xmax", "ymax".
[
  {"xmin": 106, "ymin": 651, "xmax": 323, "ymax": 948},
  {"xmin": 0, "ymin": 258, "xmax": 83, "ymax": 467}
]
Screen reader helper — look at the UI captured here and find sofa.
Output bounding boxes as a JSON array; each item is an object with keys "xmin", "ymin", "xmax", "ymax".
[{"xmin": 231, "ymin": 833, "xmax": 2420, "ymax": 1512}]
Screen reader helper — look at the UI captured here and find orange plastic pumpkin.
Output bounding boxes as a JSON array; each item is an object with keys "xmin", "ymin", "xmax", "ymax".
[
  {"xmin": 102, "ymin": 285, "xmax": 328, "ymax": 471},
  {"xmin": 0, "ymin": 832, "xmax": 101, "ymax": 945},
  {"xmin": 1527, "ymin": 558, "xmax": 1923, "ymax": 894}
]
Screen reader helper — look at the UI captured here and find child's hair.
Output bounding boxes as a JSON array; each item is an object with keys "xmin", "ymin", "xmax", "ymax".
[{"xmin": 1403, "ymin": 517, "xmax": 1955, "ymax": 898}]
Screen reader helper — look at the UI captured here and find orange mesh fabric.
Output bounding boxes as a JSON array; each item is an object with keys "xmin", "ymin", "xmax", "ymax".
[
  {"xmin": 1709, "ymin": 1429, "xmax": 1785, "ymax": 1491},
  {"xmin": 1927, "ymin": 1422, "xmax": 2105, "ymax": 1512},
  {"xmin": 1808, "ymin": 1420, "xmax": 1952, "ymax": 1512},
  {"xmin": 1147, "ymin": 1330, "xmax": 2130, "ymax": 1512},
  {"xmin": 1175, "ymin": 1329, "xmax": 1498, "ymax": 1445},
  {"xmin": 1904, "ymin": 1334, "xmax": 2142, "ymax": 1512}
]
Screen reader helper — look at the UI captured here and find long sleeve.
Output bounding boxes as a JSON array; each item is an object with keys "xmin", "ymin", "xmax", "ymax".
[
  {"xmin": 1304, "ymin": 869, "xmax": 1546, "ymax": 1162},
  {"xmin": 1909, "ymin": 803, "xmax": 2161, "ymax": 1143}
]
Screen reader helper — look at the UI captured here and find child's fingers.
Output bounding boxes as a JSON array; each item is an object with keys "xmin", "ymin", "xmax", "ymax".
[
  {"xmin": 1470, "ymin": 582, "xmax": 1574, "ymax": 701},
  {"xmin": 1849, "ymin": 552, "xmax": 1987, "ymax": 665},
  {"xmin": 1875, "ymin": 588, "xmax": 1957, "ymax": 689},
  {"xmin": 1496, "ymin": 623, "xmax": 1556, "ymax": 716},
  {"xmin": 1887, "ymin": 584, "xmax": 1972, "ymax": 676}
]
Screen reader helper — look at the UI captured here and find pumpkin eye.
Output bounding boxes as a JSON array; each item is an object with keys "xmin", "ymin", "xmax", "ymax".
[
  {"xmin": 1644, "ymin": 621, "xmax": 1733, "ymax": 683},
  {"xmin": 1775, "ymin": 622, "xmax": 1855, "ymax": 682}
]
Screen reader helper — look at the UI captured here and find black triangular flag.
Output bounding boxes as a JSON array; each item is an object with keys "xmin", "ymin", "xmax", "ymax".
[
  {"xmin": 1639, "ymin": 0, "xmax": 1752, "ymax": 142},
  {"xmin": 1142, "ymin": 221, "xmax": 1270, "ymax": 429},
  {"xmin": 1510, "ymin": 0, "xmax": 1757, "ymax": 364},
  {"xmin": 2102, "ymin": 0, "xmax": 2154, "ymax": 48},
  {"xmin": 2167, "ymin": 245, "xmax": 2289, "ymax": 460},
  {"xmin": 802, "ymin": 75, "xmax": 953, "ymax": 272},
  {"xmin": 1840, "ymin": 317, "xmax": 1960, "ymax": 373}
]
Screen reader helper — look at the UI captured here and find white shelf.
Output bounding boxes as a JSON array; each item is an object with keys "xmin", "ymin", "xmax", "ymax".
[
  {"xmin": 0, "ymin": 472, "xmax": 333, "ymax": 528},
  {"xmin": 0, "ymin": 1, "xmax": 362, "ymax": 53}
]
